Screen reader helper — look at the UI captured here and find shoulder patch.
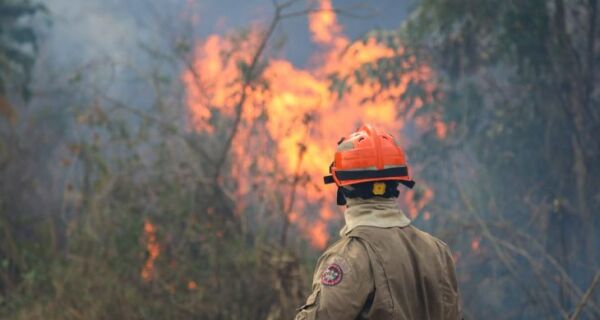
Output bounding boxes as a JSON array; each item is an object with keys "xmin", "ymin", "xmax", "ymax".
[{"xmin": 321, "ymin": 263, "xmax": 343, "ymax": 286}]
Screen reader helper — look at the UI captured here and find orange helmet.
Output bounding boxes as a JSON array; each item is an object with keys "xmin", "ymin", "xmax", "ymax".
[{"xmin": 324, "ymin": 124, "xmax": 415, "ymax": 189}]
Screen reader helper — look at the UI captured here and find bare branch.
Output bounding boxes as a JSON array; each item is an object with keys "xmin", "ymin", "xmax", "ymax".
[
  {"xmin": 492, "ymin": 222, "xmax": 600, "ymax": 318},
  {"xmin": 569, "ymin": 271, "xmax": 600, "ymax": 320},
  {"xmin": 102, "ymin": 94, "xmax": 215, "ymax": 164},
  {"xmin": 280, "ymin": 4, "xmax": 375, "ymax": 20},
  {"xmin": 279, "ymin": 124, "xmax": 309, "ymax": 247},
  {"xmin": 212, "ymin": 6, "xmax": 282, "ymax": 183},
  {"xmin": 276, "ymin": 0, "xmax": 303, "ymax": 10},
  {"xmin": 584, "ymin": 0, "xmax": 599, "ymax": 121},
  {"xmin": 451, "ymin": 165, "xmax": 569, "ymax": 317}
]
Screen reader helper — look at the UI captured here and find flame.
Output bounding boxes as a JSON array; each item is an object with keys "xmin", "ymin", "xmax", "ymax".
[
  {"xmin": 308, "ymin": 0, "xmax": 345, "ymax": 47},
  {"xmin": 182, "ymin": 0, "xmax": 439, "ymax": 249},
  {"xmin": 307, "ymin": 220, "xmax": 328, "ymax": 249},
  {"xmin": 471, "ymin": 237, "xmax": 481, "ymax": 253},
  {"xmin": 404, "ymin": 186, "xmax": 434, "ymax": 220},
  {"xmin": 434, "ymin": 119, "xmax": 448, "ymax": 139},
  {"xmin": 187, "ymin": 280, "xmax": 198, "ymax": 290},
  {"xmin": 141, "ymin": 219, "xmax": 160, "ymax": 281},
  {"xmin": 423, "ymin": 211, "xmax": 431, "ymax": 221}
]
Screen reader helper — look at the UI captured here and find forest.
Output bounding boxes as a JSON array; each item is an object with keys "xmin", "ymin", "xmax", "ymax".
[{"xmin": 1, "ymin": 0, "xmax": 599, "ymax": 319}]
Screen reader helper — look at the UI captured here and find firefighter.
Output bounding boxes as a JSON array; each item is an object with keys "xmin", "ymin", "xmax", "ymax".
[{"xmin": 295, "ymin": 124, "xmax": 461, "ymax": 320}]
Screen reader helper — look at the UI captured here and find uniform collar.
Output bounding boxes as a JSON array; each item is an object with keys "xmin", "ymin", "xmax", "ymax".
[{"xmin": 340, "ymin": 197, "xmax": 411, "ymax": 236}]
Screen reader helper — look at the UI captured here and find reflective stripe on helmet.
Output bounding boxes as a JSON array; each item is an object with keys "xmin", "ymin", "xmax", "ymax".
[
  {"xmin": 335, "ymin": 167, "xmax": 409, "ymax": 181},
  {"xmin": 323, "ymin": 166, "xmax": 415, "ymax": 189}
]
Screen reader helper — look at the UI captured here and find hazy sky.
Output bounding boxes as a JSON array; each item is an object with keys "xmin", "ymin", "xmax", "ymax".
[
  {"xmin": 33, "ymin": 0, "xmax": 414, "ymax": 111},
  {"xmin": 41, "ymin": 0, "xmax": 414, "ymax": 67}
]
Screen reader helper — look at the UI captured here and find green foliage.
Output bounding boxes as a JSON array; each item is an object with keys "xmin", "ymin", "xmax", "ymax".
[
  {"xmin": 1, "ymin": 55, "xmax": 310, "ymax": 317},
  {"xmin": 0, "ymin": 0, "xmax": 45, "ymax": 100},
  {"xmin": 0, "ymin": 102, "xmax": 307, "ymax": 319}
]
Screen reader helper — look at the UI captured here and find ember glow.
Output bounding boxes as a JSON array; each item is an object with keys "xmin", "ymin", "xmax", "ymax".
[
  {"xmin": 187, "ymin": 280, "xmax": 198, "ymax": 290},
  {"xmin": 471, "ymin": 237, "xmax": 481, "ymax": 253},
  {"xmin": 404, "ymin": 186, "xmax": 434, "ymax": 220},
  {"xmin": 141, "ymin": 219, "xmax": 160, "ymax": 281},
  {"xmin": 183, "ymin": 0, "xmax": 438, "ymax": 248}
]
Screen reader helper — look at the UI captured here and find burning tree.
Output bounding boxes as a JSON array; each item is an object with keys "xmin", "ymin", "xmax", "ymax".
[{"xmin": 181, "ymin": 0, "xmax": 439, "ymax": 251}]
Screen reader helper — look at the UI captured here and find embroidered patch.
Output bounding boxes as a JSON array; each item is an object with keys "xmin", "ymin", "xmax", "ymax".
[{"xmin": 321, "ymin": 263, "xmax": 343, "ymax": 286}]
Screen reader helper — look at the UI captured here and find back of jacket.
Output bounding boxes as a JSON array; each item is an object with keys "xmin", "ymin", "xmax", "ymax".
[
  {"xmin": 294, "ymin": 197, "xmax": 462, "ymax": 320},
  {"xmin": 348, "ymin": 225, "xmax": 461, "ymax": 319}
]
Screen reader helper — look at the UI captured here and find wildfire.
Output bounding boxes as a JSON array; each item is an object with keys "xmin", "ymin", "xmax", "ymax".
[
  {"xmin": 141, "ymin": 219, "xmax": 160, "ymax": 281},
  {"xmin": 183, "ymin": 0, "xmax": 438, "ymax": 248}
]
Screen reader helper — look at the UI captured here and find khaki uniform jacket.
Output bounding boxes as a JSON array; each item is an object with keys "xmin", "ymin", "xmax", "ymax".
[{"xmin": 295, "ymin": 198, "xmax": 461, "ymax": 320}]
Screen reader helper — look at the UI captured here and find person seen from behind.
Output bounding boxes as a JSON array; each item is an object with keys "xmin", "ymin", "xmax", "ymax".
[{"xmin": 295, "ymin": 124, "xmax": 462, "ymax": 320}]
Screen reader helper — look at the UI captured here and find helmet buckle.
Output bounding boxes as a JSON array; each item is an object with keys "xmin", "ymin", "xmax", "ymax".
[{"xmin": 372, "ymin": 182, "xmax": 386, "ymax": 195}]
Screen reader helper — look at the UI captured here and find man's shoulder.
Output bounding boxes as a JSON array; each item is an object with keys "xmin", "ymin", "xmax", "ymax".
[
  {"xmin": 409, "ymin": 225, "xmax": 450, "ymax": 248},
  {"xmin": 316, "ymin": 235, "xmax": 371, "ymax": 275},
  {"xmin": 321, "ymin": 234, "xmax": 368, "ymax": 258}
]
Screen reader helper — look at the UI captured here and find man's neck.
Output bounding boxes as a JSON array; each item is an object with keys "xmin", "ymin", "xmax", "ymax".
[{"xmin": 340, "ymin": 197, "xmax": 411, "ymax": 236}]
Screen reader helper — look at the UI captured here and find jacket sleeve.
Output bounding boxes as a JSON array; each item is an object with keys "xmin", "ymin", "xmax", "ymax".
[
  {"xmin": 440, "ymin": 243, "xmax": 462, "ymax": 320},
  {"xmin": 295, "ymin": 239, "xmax": 374, "ymax": 320}
]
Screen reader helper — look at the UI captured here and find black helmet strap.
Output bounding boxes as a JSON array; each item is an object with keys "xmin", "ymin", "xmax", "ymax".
[{"xmin": 336, "ymin": 181, "xmax": 402, "ymax": 206}]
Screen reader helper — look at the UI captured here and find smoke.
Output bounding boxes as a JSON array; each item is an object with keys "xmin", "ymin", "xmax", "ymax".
[
  {"xmin": 43, "ymin": 0, "xmax": 138, "ymax": 66},
  {"xmin": 38, "ymin": 0, "xmax": 413, "ymax": 76}
]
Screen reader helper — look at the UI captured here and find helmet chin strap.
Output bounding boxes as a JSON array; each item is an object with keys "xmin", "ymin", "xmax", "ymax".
[{"xmin": 337, "ymin": 188, "xmax": 347, "ymax": 206}]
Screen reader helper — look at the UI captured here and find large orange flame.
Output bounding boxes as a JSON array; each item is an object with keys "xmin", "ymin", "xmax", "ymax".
[{"xmin": 183, "ymin": 0, "xmax": 438, "ymax": 249}]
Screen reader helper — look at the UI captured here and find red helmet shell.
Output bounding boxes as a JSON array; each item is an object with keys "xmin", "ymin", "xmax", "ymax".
[{"xmin": 324, "ymin": 124, "xmax": 414, "ymax": 188}]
